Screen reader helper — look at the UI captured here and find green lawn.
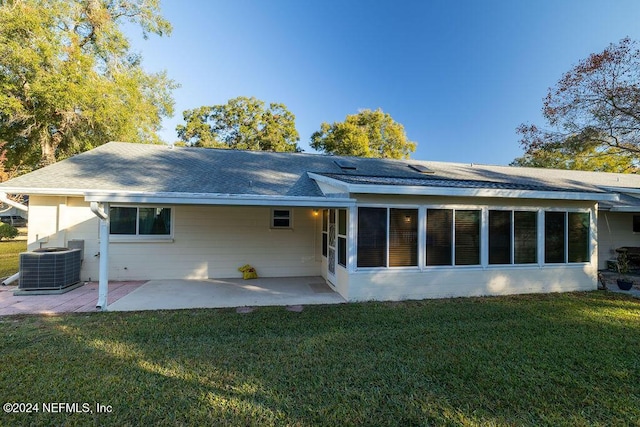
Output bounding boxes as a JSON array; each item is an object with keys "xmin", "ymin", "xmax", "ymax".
[
  {"xmin": 0, "ymin": 292, "xmax": 639, "ymax": 426},
  {"xmin": 0, "ymin": 240, "xmax": 26, "ymax": 278}
]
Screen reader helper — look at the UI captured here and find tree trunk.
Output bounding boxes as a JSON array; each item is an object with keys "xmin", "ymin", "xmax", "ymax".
[{"xmin": 39, "ymin": 129, "xmax": 57, "ymax": 167}]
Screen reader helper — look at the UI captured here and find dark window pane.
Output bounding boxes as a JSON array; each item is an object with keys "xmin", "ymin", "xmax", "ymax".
[
  {"xmin": 514, "ymin": 211, "xmax": 537, "ymax": 264},
  {"xmin": 634, "ymin": 215, "xmax": 640, "ymax": 233},
  {"xmin": 338, "ymin": 209, "xmax": 347, "ymax": 235},
  {"xmin": 273, "ymin": 209, "xmax": 290, "ymax": 218},
  {"xmin": 389, "ymin": 209, "xmax": 418, "ymax": 267},
  {"xmin": 455, "ymin": 210, "xmax": 480, "ymax": 265},
  {"xmin": 322, "ymin": 209, "xmax": 328, "ymax": 232},
  {"xmin": 338, "ymin": 237, "xmax": 347, "ymax": 267},
  {"xmin": 357, "ymin": 208, "xmax": 387, "ymax": 267},
  {"xmin": 489, "ymin": 210, "xmax": 511, "ymax": 264},
  {"xmin": 568, "ymin": 212, "xmax": 590, "ymax": 262},
  {"xmin": 545, "ymin": 212, "xmax": 565, "ymax": 263},
  {"xmin": 322, "ymin": 233, "xmax": 328, "ymax": 257},
  {"xmin": 110, "ymin": 207, "xmax": 136, "ymax": 235},
  {"xmin": 426, "ymin": 209, "xmax": 452, "ymax": 266},
  {"xmin": 273, "ymin": 209, "xmax": 291, "ymax": 228},
  {"xmin": 273, "ymin": 218, "xmax": 290, "ymax": 227},
  {"xmin": 139, "ymin": 208, "xmax": 171, "ymax": 235}
]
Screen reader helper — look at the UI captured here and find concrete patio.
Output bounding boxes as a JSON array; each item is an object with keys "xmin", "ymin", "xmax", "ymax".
[
  {"xmin": 0, "ymin": 276, "xmax": 345, "ymax": 315},
  {"xmin": 107, "ymin": 276, "xmax": 345, "ymax": 311}
]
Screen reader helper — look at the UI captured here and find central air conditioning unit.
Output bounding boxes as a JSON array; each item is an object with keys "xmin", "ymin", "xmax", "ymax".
[{"xmin": 19, "ymin": 247, "xmax": 82, "ymax": 291}]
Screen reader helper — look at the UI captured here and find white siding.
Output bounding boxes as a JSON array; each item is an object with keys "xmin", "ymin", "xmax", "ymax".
[
  {"xmin": 27, "ymin": 197, "xmax": 322, "ymax": 280},
  {"xmin": 348, "ymin": 265, "xmax": 596, "ymax": 301}
]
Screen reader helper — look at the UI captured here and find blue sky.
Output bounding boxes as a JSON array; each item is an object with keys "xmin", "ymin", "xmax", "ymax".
[{"xmin": 126, "ymin": 0, "xmax": 640, "ymax": 165}]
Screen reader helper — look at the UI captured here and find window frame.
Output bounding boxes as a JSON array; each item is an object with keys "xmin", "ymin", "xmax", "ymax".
[
  {"xmin": 338, "ymin": 209, "xmax": 347, "ymax": 268},
  {"xmin": 488, "ymin": 209, "xmax": 538, "ymax": 266},
  {"xmin": 353, "ymin": 204, "xmax": 593, "ymax": 272},
  {"xmin": 425, "ymin": 207, "xmax": 482, "ymax": 267},
  {"xmin": 109, "ymin": 205, "xmax": 174, "ymax": 242},
  {"xmin": 543, "ymin": 209, "xmax": 591, "ymax": 265},
  {"xmin": 271, "ymin": 208, "xmax": 293, "ymax": 229},
  {"xmin": 356, "ymin": 205, "xmax": 420, "ymax": 270}
]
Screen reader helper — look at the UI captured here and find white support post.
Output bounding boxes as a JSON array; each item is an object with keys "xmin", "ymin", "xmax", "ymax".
[{"xmin": 91, "ymin": 202, "xmax": 110, "ymax": 310}]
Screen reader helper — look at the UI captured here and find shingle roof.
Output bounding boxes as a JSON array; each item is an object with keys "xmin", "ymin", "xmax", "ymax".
[{"xmin": 1, "ymin": 141, "xmax": 639, "ymax": 203}]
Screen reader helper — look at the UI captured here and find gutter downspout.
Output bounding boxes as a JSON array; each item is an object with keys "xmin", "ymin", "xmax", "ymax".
[
  {"xmin": 0, "ymin": 192, "xmax": 28, "ymax": 212},
  {"xmin": 90, "ymin": 202, "xmax": 109, "ymax": 310}
]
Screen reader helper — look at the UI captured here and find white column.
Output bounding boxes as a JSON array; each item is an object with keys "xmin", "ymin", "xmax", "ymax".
[{"xmin": 96, "ymin": 203, "xmax": 109, "ymax": 310}]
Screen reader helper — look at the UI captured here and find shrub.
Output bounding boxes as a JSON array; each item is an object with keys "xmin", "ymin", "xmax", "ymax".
[{"xmin": 0, "ymin": 223, "xmax": 19, "ymax": 240}]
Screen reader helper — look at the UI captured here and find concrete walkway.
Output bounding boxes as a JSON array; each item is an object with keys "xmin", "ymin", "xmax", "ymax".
[{"xmin": 107, "ymin": 276, "xmax": 345, "ymax": 311}]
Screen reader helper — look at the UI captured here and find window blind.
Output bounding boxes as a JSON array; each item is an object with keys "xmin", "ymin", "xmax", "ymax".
[
  {"xmin": 389, "ymin": 209, "xmax": 418, "ymax": 267},
  {"xmin": 426, "ymin": 209, "xmax": 453, "ymax": 266},
  {"xmin": 489, "ymin": 210, "xmax": 511, "ymax": 264},
  {"xmin": 545, "ymin": 212, "xmax": 565, "ymax": 263},
  {"xmin": 357, "ymin": 208, "xmax": 387, "ymax": 267},
  {"xmin": 514, "ymin": 211, "xmax": 537, "ymax": 264},
  {"xmin": 455, "ymin": 210, "xmax": 480, "ymax": 265}
]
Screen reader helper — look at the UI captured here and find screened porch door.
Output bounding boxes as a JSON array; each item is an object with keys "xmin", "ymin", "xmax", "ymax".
[{"xmin": 326, "ymin": 209, "xmax": 337, "ymax": 284}]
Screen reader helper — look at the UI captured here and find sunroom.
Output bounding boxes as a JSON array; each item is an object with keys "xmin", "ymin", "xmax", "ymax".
[{"xmin": 313, "ymin": 172, "xmax": 616, "ymax": 301}]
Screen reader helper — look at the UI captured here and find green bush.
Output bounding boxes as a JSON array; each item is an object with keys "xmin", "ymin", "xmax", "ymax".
[{"xmin": 0, "ymin": 222, "xmax": 19, "ymax": 240}]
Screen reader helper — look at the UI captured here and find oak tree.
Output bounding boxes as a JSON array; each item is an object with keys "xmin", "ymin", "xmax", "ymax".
[
  {"xmin": 515, "ymin": 37, "xmax": 640, "ymax": 172},
  {"xmin": 0, "ymin": 0, "xmax": 177, "ymax": 169},
  {"xmin": 310, "ymin": 109, "xmax": 416, "ymax": 159},
  {"xmin": 177, "ymin": 97, "xmax": 300, "ymax": 152}
]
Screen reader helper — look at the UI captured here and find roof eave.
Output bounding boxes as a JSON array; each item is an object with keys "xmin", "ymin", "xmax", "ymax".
[
  {"xmin": 83, "ymin": 191, "xmax": 356, "ymax": 207},
  {"xmin": 309, "ymin": 173, "xmax": 618, "ymax": 201}
]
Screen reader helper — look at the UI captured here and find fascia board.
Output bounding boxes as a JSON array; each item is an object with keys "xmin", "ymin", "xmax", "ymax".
[
  {"xmin": 609, "ymin": 206, "xmax": 640, "ymax": 212},
  {"xmin": 84, "ymin": 191, "xmax": 356, "ymax": 207}
]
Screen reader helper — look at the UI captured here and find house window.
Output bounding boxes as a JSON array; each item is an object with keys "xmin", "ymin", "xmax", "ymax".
[
  {"xmin": 426, "ymin": 209, "xmax": 452, "ymax": 266},
  {"xmin": 338, "ymin": 209, "xmax": 347, "ymax": 267},
  {"xmin": 357, "ymin": 207, "xmax": 387, "ymax": 267},
  {"xmin": 389, "ymin": 208, "xmax": 418, "ymax": 267},
  {"xmin": 514, "ymin": 211, "xmax": 538, "ymax": 264},
  {"xmin": 545, "ymin": 212, "xmax": 565, "ymax": 263},
  {"xmin": 110, "ymin": 206, "xmax": 172, "ymax": 236},
  {"xmin": 426, "ymin": 209, "xmax": 480, "ymax": 266},
  {"xmin": 568, "ymin": 212, "xmax": 590, "ymax": 262},
  {"xmin": 357, "ymin": 207, "xmax": 418, "ymax": 268},
  {"xmin": 272, "ymin": 209, "xmax": 292, "ymax": 228},
  {"xmin": 545, "ymin": 211, "xmax": 590, "ymax": 263},
  {"xmin": 489, "ymin": 210, "xmax": 537, "ymax": 265},
  {"xmin": 455, "ymin": 210, "xmax": 480, "ymax": 265},
  {"xmin": 634, "ymin": 215, "xmax": 640, "ymax": 233}
]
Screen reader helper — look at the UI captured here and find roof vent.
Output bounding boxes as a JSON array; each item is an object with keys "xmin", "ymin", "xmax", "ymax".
[
  {"xmin": 408, "ymin": 164, "xmax": 435, "ymax": 174},
  {"xmin": 334, "ymin": 159, "xmax": 357, "ymax": 170}
]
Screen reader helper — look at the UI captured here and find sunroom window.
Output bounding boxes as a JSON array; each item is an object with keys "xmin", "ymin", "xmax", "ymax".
[
  {"xmin": 489, "ymin": 210, "xmax": 537, "ymax": 265},
  {"xmin": 357, "ymin": 207, "xmax": 418, "ymax": 268},
  {"xmin": 426, "ymin": 209, "xmax": 480, "ymax": 266},
  {"xmin": 357, "ymin": 207, "xmax": 387, "ymax": 267},
  {"xmin": 545, "ymin": 211, "xmax": 590, "ymax": 263}
]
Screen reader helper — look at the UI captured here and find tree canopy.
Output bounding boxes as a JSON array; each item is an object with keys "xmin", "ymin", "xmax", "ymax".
[
  {"xmin": 310, "ymin": 109, "xmax": 416, "ymax": 159},
  {"xmin": 0, "ymin": 0, "xmax": 177, "ymax": 170},
  {"xmin": 176, "ymin": 97, "xmax": 300, "ymax": 152},
  {"xmin": 514, "ymin": 37, "xmax": 640, "ymax": 172}
]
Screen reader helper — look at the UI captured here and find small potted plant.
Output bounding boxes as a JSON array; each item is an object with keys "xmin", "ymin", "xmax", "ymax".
[{"xmin": 616, "ymin": 250, "xmax": 634, "ymax": 290}]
